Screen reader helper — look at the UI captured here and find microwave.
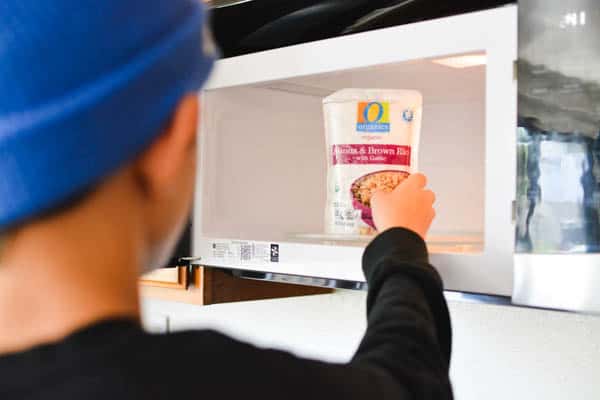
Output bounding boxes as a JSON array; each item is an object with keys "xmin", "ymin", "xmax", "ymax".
[
  {"xmin": 193, "ymin": 5, "xmax": 517, "ymax": 295},
  {"xmin": 187, "ymin": 2, "xmax": 600, "ymax": 313}
]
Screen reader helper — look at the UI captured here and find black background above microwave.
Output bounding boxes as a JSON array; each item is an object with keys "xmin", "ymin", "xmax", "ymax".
[
  {"xmin": 343, "ymin": 0, "xmax": 515, "ymax": 34},
  {"xmin": 210, "ymin": 0, "xmax": 515, "ymax": 58},
  {"xmin": 210, "ymin": 0, "xmax": 378, "ymax": 57}
]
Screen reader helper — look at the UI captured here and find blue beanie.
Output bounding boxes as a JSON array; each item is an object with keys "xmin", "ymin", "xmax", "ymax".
[{"xmin": 0, "ymin": 0, "xmax": 214, "ymax": 228}]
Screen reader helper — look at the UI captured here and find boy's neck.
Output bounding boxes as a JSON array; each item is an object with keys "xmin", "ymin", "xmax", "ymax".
[{"xmin": 0, "ymin": 197, "xmax": 143, "ymax": 354}]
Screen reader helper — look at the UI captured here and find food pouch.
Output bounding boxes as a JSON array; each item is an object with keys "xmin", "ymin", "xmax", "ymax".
[{"xmin": 323, "ymin": 89, "xmax": 422, "ymax": 235}]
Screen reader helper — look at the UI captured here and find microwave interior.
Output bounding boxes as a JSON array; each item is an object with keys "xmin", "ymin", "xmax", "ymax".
[{"xmin": 198, "ymin": 53, "xmax": 486, "ymax": 256}]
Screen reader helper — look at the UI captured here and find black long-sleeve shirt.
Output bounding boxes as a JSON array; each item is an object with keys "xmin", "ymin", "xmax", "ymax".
[{"xmin": 0, "ymin": 228, "xmax": 453, "ymax": 399}]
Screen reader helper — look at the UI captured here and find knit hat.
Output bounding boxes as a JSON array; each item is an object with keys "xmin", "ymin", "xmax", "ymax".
[{"xmin": 0, "ymin": 0, "xmax": 215, "ymax": 228}]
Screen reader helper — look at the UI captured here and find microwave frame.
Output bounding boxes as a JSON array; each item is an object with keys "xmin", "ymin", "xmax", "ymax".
[{"xmin": 192, "ymin": 5, "xmax": 518, "ymax": 297}]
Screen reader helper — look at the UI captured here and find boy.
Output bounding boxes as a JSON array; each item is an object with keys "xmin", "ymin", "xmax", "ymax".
[{"xmin": 0, "ymin": 0, "xmax": 452, "ymax": 398}]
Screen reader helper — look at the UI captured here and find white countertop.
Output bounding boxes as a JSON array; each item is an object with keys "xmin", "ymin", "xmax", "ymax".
[{"xmin": 142, "ymin": 290, "xmax": 600, "ymax": 400}]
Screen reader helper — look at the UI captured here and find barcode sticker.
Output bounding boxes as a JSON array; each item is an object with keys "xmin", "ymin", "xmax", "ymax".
[
  {"xmin": 240, "ymin": 244, "xmax": 252, "ymax": 261},
  {"xmin": 211, "ymin": 241, "xmax": 272, "ymax": 265}
]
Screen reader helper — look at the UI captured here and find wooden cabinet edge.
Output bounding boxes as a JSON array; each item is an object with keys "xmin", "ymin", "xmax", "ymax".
[
  {"xmin": 140, "ymin": 266, "xmax": 332, "ymax": 306},
  {"xmin": 140, "ymin": 266, "xmax": 205, "ymax": 305},
  {"xmin": 140, "ymin": 266, "xmax": 188, "ymax": 290},
  {"xmin": 140, "ymin": 285, "xmax": 205, "ymax": 305}
]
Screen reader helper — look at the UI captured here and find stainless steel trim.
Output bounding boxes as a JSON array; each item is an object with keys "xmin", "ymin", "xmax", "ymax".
[
  {"xmin": 444, "ymin": 291, "xmax": 513, "ymax": 307},
  {"xmin": 513, "ymin": 254, "xmax": 600, "ymax": 314},
  {"xmin": 227, "ymin": 268, "xmax": 368, "ymax": 290},
  {"xmin": 216, "ymin": 267, "xmax": 526, "ymax": 308}
]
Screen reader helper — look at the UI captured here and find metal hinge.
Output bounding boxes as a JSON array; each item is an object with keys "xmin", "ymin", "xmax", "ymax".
[
  {"xmin": 512, "ymin": 200, "xmax": 517, "ymax": 223},
  {"xmin": 178, "ymin": 256, "xmax": 202, "ymax": 266}
]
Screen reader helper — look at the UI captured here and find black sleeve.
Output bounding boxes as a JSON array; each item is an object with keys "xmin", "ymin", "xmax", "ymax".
[
  {"xmin": 167, "ymin": 228, "xmax": 453, "ymax": 400},
  {"xmin": 353, "ymin": 227, "xmax": 453, "ymax": 398}
]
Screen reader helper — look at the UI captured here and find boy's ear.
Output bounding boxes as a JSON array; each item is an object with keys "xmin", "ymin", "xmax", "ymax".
[{"xmin": 135, "ymin": 94, "xmax": 199, "ymax": 196}]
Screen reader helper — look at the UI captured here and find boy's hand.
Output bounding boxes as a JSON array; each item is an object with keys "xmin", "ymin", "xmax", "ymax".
[{"xmin": 370, "ymin": 173, "xmax": 436, "ymax": 239}]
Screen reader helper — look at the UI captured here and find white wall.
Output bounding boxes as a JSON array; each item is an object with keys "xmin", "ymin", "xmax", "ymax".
[{"xmin": 142, "ymin": 292, "xmax": 600, "ymax": 399}]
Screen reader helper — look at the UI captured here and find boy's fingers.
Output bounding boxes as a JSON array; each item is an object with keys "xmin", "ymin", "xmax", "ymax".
[
  {"xmin": 405, "ymin": 173, "xmax": 427, "ymax": 189},
  {"xmin": 423, "ymin": 190, "xmax": 436, "ymax": 204}
]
